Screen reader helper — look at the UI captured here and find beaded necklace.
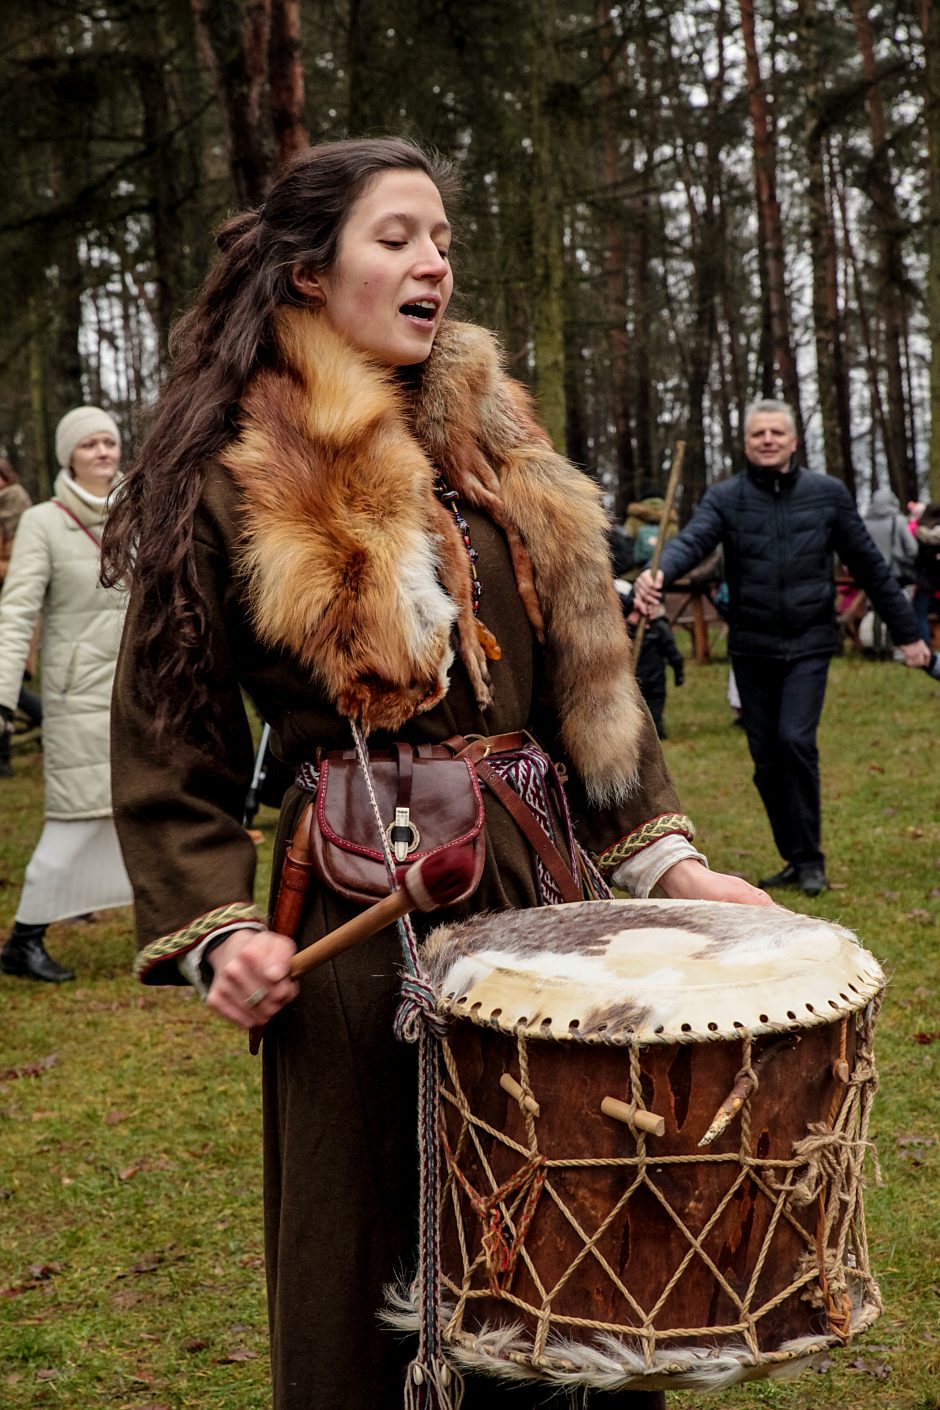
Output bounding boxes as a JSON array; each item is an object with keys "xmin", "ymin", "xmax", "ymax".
[
  {"xmin": 433, "ymin": 474, "xmax": 501, "ymax": 661},
  {"xmin": 434, "ymin": 477, "xmax": 481, "ymax": 616}
]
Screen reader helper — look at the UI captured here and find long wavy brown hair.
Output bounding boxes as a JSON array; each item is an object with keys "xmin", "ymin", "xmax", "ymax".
[{"xmin": 102, "ymin": 138, "xmax": 457, "ymax": 748}]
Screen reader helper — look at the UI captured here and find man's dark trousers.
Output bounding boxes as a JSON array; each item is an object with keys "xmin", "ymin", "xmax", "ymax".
[{"xmin": 731, "ymin": 653, "xmax": 831, "ymax": 868}]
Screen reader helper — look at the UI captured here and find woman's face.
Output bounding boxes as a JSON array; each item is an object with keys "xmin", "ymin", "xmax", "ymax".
[
  {"xmin": 69, "ymin": 433, "xmax": 120, "ymax": 495},
  {"xmin": 311, "ymin": 169, "xmax": 453, "ymax": 367}
]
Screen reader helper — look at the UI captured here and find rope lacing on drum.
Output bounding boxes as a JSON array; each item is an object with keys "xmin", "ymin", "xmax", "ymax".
[
  {"xmin": 435, "ymin": 995, "xmax": 883, "ymax": 1384},
  {"xmin": 349, "ymin": 718, "xmax": 462, "ymax": 1409},
  {"xmin": 441, "ymin": 1122, "xmax": 547, "ymax": 1295}
]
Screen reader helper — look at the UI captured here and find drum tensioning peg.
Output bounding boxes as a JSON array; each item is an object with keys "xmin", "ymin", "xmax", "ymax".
[
  {"xmin": 698, "ymin": 1073, "xmax": 756, "ymax": 1147},
  {"xmin": 832, "ymin": 1059, "xmax": 850, "ymax": 1084},
  {"xmin": 500, "ymin": 1072, "xmax": 540, "ymax": 1117},
  {"xmin": 601, "ymin": 1096, "xmax": 665, "ymax": 1137}
]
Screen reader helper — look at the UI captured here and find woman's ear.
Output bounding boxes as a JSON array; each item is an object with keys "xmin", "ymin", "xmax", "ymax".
[{"xmin": 291, "ymin": 264, "xmax": 326, "ymax": 306}]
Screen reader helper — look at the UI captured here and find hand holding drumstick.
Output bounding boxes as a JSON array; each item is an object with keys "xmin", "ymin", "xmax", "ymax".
[{"xmin": 205, "ymin": 843, "xmax": 478, "ymax": 1031}]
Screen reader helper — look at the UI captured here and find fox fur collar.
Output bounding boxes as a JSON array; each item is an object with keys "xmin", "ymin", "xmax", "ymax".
[{"xmin": 221, "ymin": 308, "xmax": 644, "ymax": 805}]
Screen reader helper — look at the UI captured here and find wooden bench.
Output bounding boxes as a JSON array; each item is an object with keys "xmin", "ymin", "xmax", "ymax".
[{"xmin": 664, "ymin": 583, "xmax": 725, "ymax": 664}]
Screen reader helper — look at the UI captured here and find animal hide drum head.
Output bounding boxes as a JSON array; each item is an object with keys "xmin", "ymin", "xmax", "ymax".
[{"xmin": 423, "ymin": 899, "xmax": 884, "ymax": 1044}]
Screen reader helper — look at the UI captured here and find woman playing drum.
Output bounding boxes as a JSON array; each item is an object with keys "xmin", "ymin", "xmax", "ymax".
[{"xmin": 103, "ymin": 137, "xmax": 770, "ymax": 1410}]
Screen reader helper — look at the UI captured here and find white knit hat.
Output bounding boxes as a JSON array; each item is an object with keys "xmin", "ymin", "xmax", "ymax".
[{"xmin": 54, "ymin": 406, "xmax": 121, "ymax": 471}]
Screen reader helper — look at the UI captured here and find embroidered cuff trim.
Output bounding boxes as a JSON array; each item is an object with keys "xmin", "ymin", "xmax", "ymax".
[
  {"xmin": 134, "ymin": 902, "xmax": 266, "ymax": 982},
  {"xmin": 595, "ymin": 813, "xmax": 696, "ymax": 873}
]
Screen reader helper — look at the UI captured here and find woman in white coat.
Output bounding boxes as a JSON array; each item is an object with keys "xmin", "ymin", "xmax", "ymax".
[{"xmin": 0, "ymin": 407, "xmax": 132, "ymax": 982}]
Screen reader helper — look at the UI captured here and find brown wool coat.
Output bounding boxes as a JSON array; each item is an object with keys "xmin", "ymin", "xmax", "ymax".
[{"xmin": 111, "ymin": 314, "xmax": 675, "ymax": 1410}]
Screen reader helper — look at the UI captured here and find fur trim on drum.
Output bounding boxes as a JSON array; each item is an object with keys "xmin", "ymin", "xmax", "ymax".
[{"xmin": 380, "ymin": 1282, "xmax": 881, "ymax": 1393}]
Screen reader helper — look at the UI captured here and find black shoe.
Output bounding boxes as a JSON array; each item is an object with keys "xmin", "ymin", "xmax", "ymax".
[
  {"xmin": 758, "ymin": 863, "xmax": 800, "ymax": 889},
  {"xmin": 798, "ymin": 864, "xmax": 828, "ymax": 896},
  {"xmin": 0, "ymin": 924, "xmax": 75, "ymax": 983},
  {"xmin": 0, "ymin": 760, "xmax": 13, "ymax": 778}
]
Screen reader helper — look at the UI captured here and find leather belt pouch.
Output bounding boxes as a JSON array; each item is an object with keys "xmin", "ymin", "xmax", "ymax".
[{"xmin": 309, "ymin": 742, "xmax": 486, "ymax": 905}]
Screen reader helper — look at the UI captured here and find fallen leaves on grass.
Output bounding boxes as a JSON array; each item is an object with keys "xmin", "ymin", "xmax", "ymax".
[
  {"xmin": 217, "ymin": 1347, "xmax": 258, "ymax": 1363},
  {"xmin": 0, "ymin": 1262, "xmax": 66, "ymax": 1297},
  {"xmin": 848, "ymin": 1356, "xmax": 891, "ymax": 1380},
  {"xmin": 117, "ymin": 1246, "xmax": 187, "ymax": 1278},
  {"xmin": 913, "ymin": 1030, "xmax": 940, "ymax": 1045},
  {"xmin": 895, "ymin": 1135, "xmax": 934, "ymax": 1166},
  {"xmin": 118, "ymin": 1156, "xmax": 175, "ymax": 1181},
  {"xmin": 0, "ymin": 1054, "xmax": 58, "ymax": 1082}
]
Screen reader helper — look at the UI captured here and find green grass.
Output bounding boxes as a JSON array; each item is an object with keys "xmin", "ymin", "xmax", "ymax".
[{"xmin": 1, "ymin": 655, "xmax": 938, "ymax": 1409}]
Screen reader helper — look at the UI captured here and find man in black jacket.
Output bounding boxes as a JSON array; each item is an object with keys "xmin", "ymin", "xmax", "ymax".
[{"xmin": 635, "ymin": 400, "xmax": 929, "ymax": 895}]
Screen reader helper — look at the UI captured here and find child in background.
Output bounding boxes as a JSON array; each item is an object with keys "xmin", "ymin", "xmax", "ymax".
[
  {"xmin": 616, "ymin": 584, "xmax": 685, "ymax": 739},
  {"xmin": 911, "ymin": 502, "xmax": 940, "ymax": 645}
]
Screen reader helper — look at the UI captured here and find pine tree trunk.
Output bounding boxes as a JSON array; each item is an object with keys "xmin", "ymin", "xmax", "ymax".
[
  {"xmin": 923, "ymin": 0, "xmax": 940, "ymax": 499},
  {"xmin": 27, "ymin": 297, "xmax": 52, "ymax": 501},
  {"xmin": 834, "ymin": 160, "xmax": 890, "ymax": 490},
  {"xmin": 823, "ymin": 140, "xmax": 856, "ymax": 493},
  {"xmin": 133, "ymin": 7, "xmax": 190, "ymax": 356},
  {"xmin": 738, "ymin": 0, "xmax": 805, "ymax": 445},
  {"xmin": 190, "ymin": 0, "xmax": 273, "ymax": 205},
  {"xmin": 681, "ymin": 0, "xmax": 727, "ymax": 509},
  {"xmin": 528, "ymin": 7, "xmax": 567, "ymax": 451},
  {"xmin": 850, "ymin": 0, "xmax": 916, "ymax": 502},
  {"xmin": 597, "ymin": 1, "xmax": 635, "ymax": 515},
  {"xmin": 270, "ymin": 0, "xmax": 308, "ymax": 165},
  {"xmin": 797, "ymin": 0, "xmax": 854, "ymax": 490}
]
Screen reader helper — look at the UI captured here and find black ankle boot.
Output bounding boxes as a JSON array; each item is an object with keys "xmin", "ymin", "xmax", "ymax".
[
  {"xmin": 1, "ymin": 923, "xmax": 75, "ymax": 983},
  {"xmin": 0, "ymin": 725, "xmax": 12, "ymax": 779}
]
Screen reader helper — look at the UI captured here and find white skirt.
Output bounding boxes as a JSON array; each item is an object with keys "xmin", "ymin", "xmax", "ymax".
[{"xmin": 16, "ymin": 818, "xmax": 133, "ymax": 926}]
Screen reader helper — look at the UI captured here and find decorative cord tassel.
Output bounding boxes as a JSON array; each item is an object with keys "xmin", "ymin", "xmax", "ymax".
[
  {"xmin": 349, "ymin": 716, "xmax": 459, "ymax": 1410},
  {"xmin": 403, "ymin": 1356, "xmax": 465, "ymax": 1410}
]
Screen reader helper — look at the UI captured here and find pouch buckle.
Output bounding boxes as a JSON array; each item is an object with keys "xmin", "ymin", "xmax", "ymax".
[{"xmin": 387, "ymin": 807, "xmax": 421, "ymax": 863}]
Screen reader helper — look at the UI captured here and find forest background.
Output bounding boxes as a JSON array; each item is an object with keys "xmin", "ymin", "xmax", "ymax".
[{"xmin": 2, "ymin": 0, "xmax": 940, "ymax": 519}]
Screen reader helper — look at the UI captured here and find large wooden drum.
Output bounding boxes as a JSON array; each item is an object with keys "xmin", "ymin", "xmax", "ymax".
[{"xmin": 422, "ymin": 899, "xmax": 884, "ymax": 1391}]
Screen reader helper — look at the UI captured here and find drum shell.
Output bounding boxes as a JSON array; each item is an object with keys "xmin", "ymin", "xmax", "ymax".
[{"xmin": 439, "ymin": 1015, "xmax": 857, "ymax": 1357}]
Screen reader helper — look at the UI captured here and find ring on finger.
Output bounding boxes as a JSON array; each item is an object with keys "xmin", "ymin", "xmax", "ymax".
[{"xmin": 243, "ymin": 986, "xmax": 268, "ymax": 1009}]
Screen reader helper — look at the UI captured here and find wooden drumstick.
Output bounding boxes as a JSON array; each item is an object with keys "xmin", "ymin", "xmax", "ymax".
[
  {"xmin": 288, "ymin": 843, "xmax": 479, "ymax": 978},
  {"xmin": 601, "ymin": 1096, "xmax": 666, "ymax": 1138},
  {"xmin": 248, "ymin": 843, "xmax": 477, "ymax": 1056}
]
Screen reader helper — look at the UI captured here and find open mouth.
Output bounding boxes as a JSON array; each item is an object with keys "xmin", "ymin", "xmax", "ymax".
[{"xmin": 400, "ymin": 300, "xmax": 438, "ymax": 322}]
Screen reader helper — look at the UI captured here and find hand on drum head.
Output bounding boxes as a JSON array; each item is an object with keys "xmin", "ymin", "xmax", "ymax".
[
  {"xmin": 658, "ymin": 858, "xmax": 776, "ymax": 907},
  {"xmin": 205, "ymin": 928, "xmax": 299, "ymax": 1029}
]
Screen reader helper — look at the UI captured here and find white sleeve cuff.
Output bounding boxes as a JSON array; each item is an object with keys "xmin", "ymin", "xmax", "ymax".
[
  {"xmin": 611, "ymin": 834, "xmax": 709, "ymax": 898},
  {"xmin": 177, "ymin": 921, "xmax": 266, "ymax": 998}
]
